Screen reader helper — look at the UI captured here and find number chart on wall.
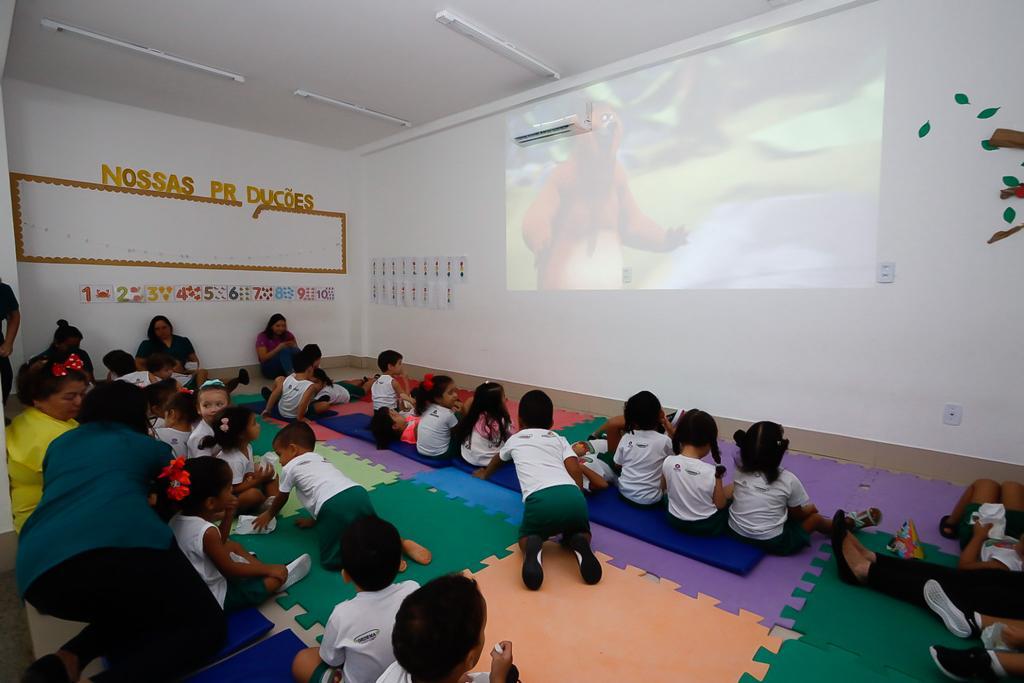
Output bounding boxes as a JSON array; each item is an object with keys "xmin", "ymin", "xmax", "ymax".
[
  {"xmin": 11, "ymin": 170, "xmax": 347, "ymax": 274},
  {"xmin": 369, "ymin": 256, "xmax": 466, "ymax": 309},
  {"xmin": 79, "ymin": 284, "xmax": 335, "ymax": 304}
]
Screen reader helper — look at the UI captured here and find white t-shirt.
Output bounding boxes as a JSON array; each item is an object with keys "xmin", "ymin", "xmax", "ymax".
[
  {"xmin": 280, "ymin": 452, "xmax": 359, "ymax": 517},
  {"xmin": 728, "ymin": 469, "xmax": 810, "ymax": 540},
  {"xmin": 219, "ymin": 446, "xmax": 255, "ymax": 485},
  {"xmin": 376, "ymin": 662, "xmax": 489, "ymax": 683},
  {"xmin": 982, "ymin": 538, "xmax": 1023, "ymax": 572},
  {"xmin": 372, "ymin": 375, "xmax": 399, "ymax": 411},
  {"xmin": 169, "ymin": 514, "xmax": 227, "ymax": 607},
  {"xmin": 317, "ymin": 383, "xmax": 351, "ymax": 405},
  {"xmin": 461, "ymin": 416, "xmax": 510, "ymax": 467},
  {"xmin": 499, "ymin": 429, "xmax": 577, "ymax": 501},
  {"xmin": 279, "ymin": 374, "xmax": 315, "ymax": 419},
  {"xmin": 416, "ymin": 404, "xmax": 458, "ymax": 457},
  {"xmin": 155, "ymin": 427, "xmax": 191, "ymax": 458},
  {"xmin": 117, "ymin": 371, "xmax": 155, "ymax": 388},
  {"xmin": 663, "ymin": 455, "xmax": 718, "ymax": 521},
  {"xmin": 613, "ymin": 430, "xmax": 673, "ymax": 505},
  {"xmin": 187, "ymin": 420, "xmax": 221, "ymax": 459},
  {"xmin": 579, "ymin": 454, "xmax": 616, "ymax": 492},
  {"xmin": 318, "ymin": 581, "xmax": 419, "ymax": 683}
]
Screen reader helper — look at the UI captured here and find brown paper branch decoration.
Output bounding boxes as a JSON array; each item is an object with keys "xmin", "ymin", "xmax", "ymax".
[{"xmin": 988, "ymin": 223, "xmax": 1024, "ymax": 244}]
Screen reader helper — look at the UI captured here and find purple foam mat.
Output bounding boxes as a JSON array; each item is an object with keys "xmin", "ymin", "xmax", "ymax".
[{"xmin": 323, "ymin": 436, "xmax": 433, "ymax": 479}]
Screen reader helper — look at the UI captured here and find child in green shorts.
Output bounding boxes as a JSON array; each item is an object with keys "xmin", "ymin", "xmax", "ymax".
[
  {"xmin": 476, "ymin": 390, "xmax": 601, "ymax": 590},
  {"xmin": 662, "ymin": 409, "xmax": 732, "ymax": 536},
  {"xmin": 937, "ymin": 479, "xmax": 1024, "ymax": 548}
]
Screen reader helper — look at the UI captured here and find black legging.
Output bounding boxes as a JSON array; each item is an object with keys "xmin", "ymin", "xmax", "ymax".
[
  {"xmin": 24, "ymin": 544, "xmax": 227, "ymax": 683},
  {"xmin": 1, "ymin": 354, "xmax": 12, "ymax": 405},
  {"xmin": 868, "ymin": 554, "xmax": 1024, "ymax": 618}
]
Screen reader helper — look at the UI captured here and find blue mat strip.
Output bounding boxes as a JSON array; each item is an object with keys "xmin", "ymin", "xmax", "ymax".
[{"xmin": 184, "ymin": 629, "xmax": 306, "ymax": 683}]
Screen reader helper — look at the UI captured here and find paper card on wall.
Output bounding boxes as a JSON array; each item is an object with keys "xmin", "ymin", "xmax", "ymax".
[
  {"xmin": 419, "ymin": 282, "xmax": 429, "ymax": 308},
  {"xmin": 370, "ymin": 279, "xmax": 378, "ymax": 304},
  {"xmin": 371, "ymin": 258, "xmax": 379, "ymax": 278},
  {"xmin": 387, "ymin": 258, "xmax": 396, "ymax": 279},
  {"xmin": 445, "ymin": 284, "xmax": 454, "ymax": 309},
  {"xmin": 296, "ymin": 287, "xmax": 317, "ymax": 302},
  {"xmin": 112, "ymin": 285, "xmax": 141, "ymax": 303},
  {"xmin": 274, "ymin": 286, "xmax": 294, "ymax": 301},
  {"xmin": 409, "ymin": 280, "xmax": 419, "ymax": 306},
  {"xmin": 174, "ymin": 285, "xmax": 202, "ymax": 302},
  {"xmin": 252, "ymin": 286, "xmax": 274, "ymax": 302},
  {"xmin": 445, "ymin": 256, "xmax": 454, "ymax": 281},
  {"xmin": 428, "ymin": 256, "xmax": 441, "ymax": 281},
  {"xmin": 397, "ymin": 280, "xmax": 407, "ymax": 307},
  {"xmin": 146, "ymin": 285, "xmax": 172, "ymax": 303},
  {"xmin": 93, "ymin": 285, "xmax": 114, "ymax": 303},
  {"xmin": 457, "ymin": 255, "xmax": 467, "ymax": 283},
  {"xmin": 409, "ymin": 257, "xmax": 420, "ymax": 278}
]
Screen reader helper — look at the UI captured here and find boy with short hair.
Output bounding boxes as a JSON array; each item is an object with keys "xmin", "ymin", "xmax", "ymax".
[
  {"xmin": 254, "ymin": 422, "xmax": 431, "ymax": 570},
  {"xmin": 475, "ymin": 390, "xmax": 602, "ymax": 590},
  {"xmin": 116, "ymin": 353, "xmax": 178, "ymax": 388},
  {"xmin": 291, "ymin": 516, "xmax": 420, "ymax": 683},
  {"xmin": 378, "ymin": 574, "xmax": 516, "ymax": 683},
  {"xmin": 372, "ymin": 350, "xmax": 413, "ymax": 412},
  {"xmin": 262, "ymin": 350, "xmax": 330, "ymax": 422},
  {"xmin": 102, "ymin": 349, "xmax": 138, "ymax": 381}
]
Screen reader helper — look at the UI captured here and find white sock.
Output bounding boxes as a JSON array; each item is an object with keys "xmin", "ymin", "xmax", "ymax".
[
  {"xmin": 990, "ymin": 650, "xmax": 1007, "ymax": 677},
  {"xmin": 281, "ymin": 553, "xmax": 312, "ymax": 591}
]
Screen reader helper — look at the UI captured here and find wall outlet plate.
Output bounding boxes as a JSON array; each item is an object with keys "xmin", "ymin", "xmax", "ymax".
[
  {"xmin": 877, "ymin": 262, "xmax": 896, "ymax": 283},
  {"xmin": 943, "ymin": 403, "xmax": 963, "ymax": 426}
]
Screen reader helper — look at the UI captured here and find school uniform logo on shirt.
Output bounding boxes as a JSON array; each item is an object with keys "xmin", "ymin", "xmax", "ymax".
[{"xmin": 353, "ymin": 629, "xmax": 379, "ymax": 644}]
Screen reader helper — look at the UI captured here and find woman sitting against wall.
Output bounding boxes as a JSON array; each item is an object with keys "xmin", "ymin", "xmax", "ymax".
[
  {"xmin": 135, "ymin": 315, "xmax": 247, "ymax": 391},
  {"xmin": 255, "ymin": 313, "xmax": 300, "ymax": 379}
]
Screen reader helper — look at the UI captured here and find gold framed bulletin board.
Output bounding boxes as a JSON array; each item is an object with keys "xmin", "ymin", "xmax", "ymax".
[{"xmin": 10, "ymin": 172, "xmax": 347, "ymax": 274}]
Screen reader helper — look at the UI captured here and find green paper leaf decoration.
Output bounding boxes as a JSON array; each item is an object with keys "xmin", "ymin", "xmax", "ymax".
[
  {"xmin": 954, "ymin": 93, "xmax": 969, "ymax": 104},
  {"xmin": 1004, "ymin": 176, "xmax": 1021, "ymax": 187},
  {"xmin": 982, "ymin": 139, "xmax": 997, "ymax": 150},
  {"xmin": 918, "ymin": 121, "xmax": 931, "ymax": 138},
  {"xmin": 977, "ymin": 107, "xmax": 1000, "ymax": 119},
  {"xmin": 1005, "ymin": 207, "xmax": 1017, "ymax": 225}
]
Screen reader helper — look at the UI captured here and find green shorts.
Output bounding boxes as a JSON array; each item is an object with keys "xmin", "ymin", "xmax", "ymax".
[
  {"xmin": 223, "ymin": 576, "xmax": 271, "ymax": 612},
  {"xmin": 308, "ymin": 660, "xmax": 336, "ymax": 683},
  {"xmin": 316, "ymin": 486, "xmax": 377, "ymax": 570},
  {"xmin": 416, "ymin": 437, "xmax": 461, "ymax": 461},
  {"xmin": 520, "ymin": 484, "xmax": 590, "ymax": 540},
  {"xmin": 729, "ymin": 518, "xmax": 810, "ymax": 556},
  {"xmin": 338, "ymin": 381, "xmax": 365, "ymax": 400},
  {"xmin": 959, "ymin": 503, "xmax": 1024, "ymax": 548},
  {"xmin": 667, "ymin": 507, "xmax": 730, "ymax": 537}
]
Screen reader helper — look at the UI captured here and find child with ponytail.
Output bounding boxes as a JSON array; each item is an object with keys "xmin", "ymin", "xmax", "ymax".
[
  {"xmin": 199, "ymin": 406, "xmax": 278, "ymax": 514},
  {"xmin": 661, "ymin": 409, "xmax": 732, "ymax": 536},
  {"xmin": 158, "ymin": 456, "xmax": 310, "ymax": 612},
  {"xmin": 413, "ymin": 374, "xmax": 462, "ymax": 459},
  {"xmin": 453, "ymin": 381, "xmax": 514, "ymax": 467}
]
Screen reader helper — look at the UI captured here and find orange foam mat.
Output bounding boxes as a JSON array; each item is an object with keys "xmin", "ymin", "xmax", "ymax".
[
  {"xmin": 264, "ymin": 416, "xmax": 342, "ymax": 442},
  {"xmin": 472, "ymin": 544, "xmax": 778, "ymax": 683}
]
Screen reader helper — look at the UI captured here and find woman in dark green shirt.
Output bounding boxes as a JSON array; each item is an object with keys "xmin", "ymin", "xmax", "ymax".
[
  {"xmin": 18, "ymin": 381, "xmax": 226, "ymax": 683},
  {"xmin": 135, "ymin": 315, "xmax": 247, "ymax": 392}
]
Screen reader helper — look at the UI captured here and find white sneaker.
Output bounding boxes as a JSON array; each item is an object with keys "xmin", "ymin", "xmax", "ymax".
[
  {"xmin": 924, "ymin": 579, "xmax": 974, "ymax": 638},
  {"xmin": 281, "ymin": 554, "xmax": 312, "ymax": 591}
]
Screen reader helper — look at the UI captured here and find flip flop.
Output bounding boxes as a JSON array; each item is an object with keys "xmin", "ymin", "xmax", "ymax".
[
  {"xmin": 939, "ymin": 515, "xmax": 959, "ymax": 540},
  {"xmin": 846, "ymin": 507, "xmax": 883, "ymax": 530}
]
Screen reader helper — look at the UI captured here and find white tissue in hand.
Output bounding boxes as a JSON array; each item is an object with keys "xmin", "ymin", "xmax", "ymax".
[{"xmin": 234, "ymin": 515, "xmax": 276, "ymax": 535}]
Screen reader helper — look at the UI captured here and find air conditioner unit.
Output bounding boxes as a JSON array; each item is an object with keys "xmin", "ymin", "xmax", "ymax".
[{"xmin": 513, "ymin": 103, "xmax": 592, "ymax": 147}]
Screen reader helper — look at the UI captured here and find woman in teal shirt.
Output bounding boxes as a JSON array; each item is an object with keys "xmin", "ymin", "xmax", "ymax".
[
  {"xmin": 18, "ymin": 381, "xmax": 226, "ymax": 683},
  {"xmin": 135, "ymin": 315, "xmax": 247, "ymax": 392}
]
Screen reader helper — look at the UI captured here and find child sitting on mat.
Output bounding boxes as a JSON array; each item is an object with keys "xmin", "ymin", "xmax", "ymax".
[
  {"xmin": 187, "ymin": 380, "xmax": 231, "ymax": 459},
  {"xmin": 262, "ymin": 350, "xmax": 333, "ymax": 422},
  {"xmin": 414, "ymin": 374, "xmax": 462, "ymax": 459},
  {"xmin": 155, "ymin": 391, "xmax": 198, "ymax": 458},
  {"xmin": 369, "ymin": 407, "xmax": 418, "ymax": 449},
  {"xmin": 372, "ymin": 350, "xmax": 413, "ymax": 413},
  {"xmin": 453, "ymin": 381, "xmax": 515, "ymax": 467},
  {"xmin": 475, "ymin": 390, "xmax": 601, "ymax": 590},
  {"xmin": 101, "ymin": 349, "xmax": 137, "ymax": 381},
  {"xmin": 662, "ymin": 409, "xmax": 731, "ymax": 536},
  {"xmin": 144, "ymin": 378, "xmax": 179, "ymax": 431},
  {"xmin": 587, "ymin": 401, "xmax": 676, "ymax": 457},
  {"xmin": 202, "ymin": 406, "xmax": 278, "ymax": 514},
  {"xmin": 728, "ymin": 421, "xmax": 881, "ymax": 555},
  {"xmin": 291, "ymin": 516, "xmax": 420, "ymax": 683},
  {"xmin": 379, "ymin": 574, "xmax": 517, "ymax": 683},
  {"xmin": 613, "ymin": 391, "xmax": 674, "ymax": 507},
  {"xmin": 254, "ymin": 422, "xmax": 432, "ymax": 571},
  {"xmin": 159, "ymin": 456, "xmax": 311, "ymax": 613}
]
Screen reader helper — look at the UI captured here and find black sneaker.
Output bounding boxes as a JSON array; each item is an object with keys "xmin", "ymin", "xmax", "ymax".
[
  {"xmin": 567, "ymin": 533, "xmax": 602, "ymax": 585},
  {"xmin": 521, "ymin": 535, "xmax": 544, "ymax": 590},
  {"xmin": 260, "ymin": 387, "xmax": 272, "ymax": 401},
  {"xmin": 930, "ymin": 646, "xmax": 998, "ymax": 681},
  {"xmin": 238, "ymin": 368, "xmax": 250, "ymax": 385},
  {"xmin": 830, "ymin": 509, "xmax": 857, "ymax": 585},
  {"xmin": 925, "ymin": 579, "xmax": 980, "ymax": 638}
]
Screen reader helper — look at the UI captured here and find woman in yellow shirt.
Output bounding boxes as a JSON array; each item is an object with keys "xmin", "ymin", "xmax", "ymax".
[{"xmin": 6, "ymin": 354, "xmax": 87, "ymax": 531}]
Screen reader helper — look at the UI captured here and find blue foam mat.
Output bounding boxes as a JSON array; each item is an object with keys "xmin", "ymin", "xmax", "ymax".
[
  {"xmin": 316, "ymin": 413, "xmax": 451, "ymax": 468},
  {"xmin": 184, "ymin": 629, "xmax": 306, "ymax": 683},
  {"xmin": 242, "ymin": 400, "xmax": 337, "ymax": 422},
  {"xmin": 453, "ymin": 457, "xmax": 521, "ymax": 491},
  {"xmin": 414, "ymin": 468, "xmax": 525, "ymax": 523}
]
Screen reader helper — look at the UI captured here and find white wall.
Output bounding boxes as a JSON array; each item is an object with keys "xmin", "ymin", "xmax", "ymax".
[
  {"xmin": 361, "ymin": 0, "xmax": 1024, "ymax": 465},
  {"xmin": 3, "ymin": 79, "xmax": 359, "ymax": 370}
]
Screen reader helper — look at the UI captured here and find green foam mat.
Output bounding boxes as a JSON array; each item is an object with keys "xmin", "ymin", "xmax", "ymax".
[
  {"xmin": 783, "ymin": 532, "xmax": 965, "ymax": 681},
  {"xmin": 740, "ymin": 640, "xmax": 919, "ymax": 683},
  {"xmin": 232, "ymin": 479, "xmax": 518, "ymax": 630},
  {"xmin": 232, "ymin": 393, "xmax": 265, "ymax": 405},
  {"xmin": 251, "ymin": 415, "xmax": 283, "ymax": 456},
  {"xmin": 555, "ymin": 417, "xmax": 609, "ymax": 445}
]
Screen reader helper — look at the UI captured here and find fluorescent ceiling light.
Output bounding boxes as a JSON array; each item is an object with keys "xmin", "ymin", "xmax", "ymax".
[
  {"xmin": 41, "ymin": 18, "xmax": 245, "ymax": 82},
  {"xmin": 435, "ymin": 10, "xmax": 560, "ymax": 80},
  {"xmin": 293, "ymin": 90, "xmax": 411, "ymax": 127}
]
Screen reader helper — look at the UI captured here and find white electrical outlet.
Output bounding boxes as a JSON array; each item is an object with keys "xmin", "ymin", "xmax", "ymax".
[
  {"xmin": 942, "ymin": 403, "xmax": 963, "ymax": 426},
  {"xmin": 877, "ymin": 262, "xmax": 896, "ymax": 283}
]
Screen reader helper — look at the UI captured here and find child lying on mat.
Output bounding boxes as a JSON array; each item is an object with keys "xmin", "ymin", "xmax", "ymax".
[
  {"xmin": 662, "ymin": 409, "xmax": 732, "ymax": 536},
  {"xmin": 204, "ymin": 406, "xmax": 279, "ymax": 514},
  {"xmin": 292, "ymin": 516, "xmax": 420, "ymax": 683},
  {"xmin": 254, "ymin": 422, "xmax": 432, "ymax": 571},
  {"xmin": 370, "ymin": 407, "xmax": 419, "ymax": 449},
  {"xmin": 475, "ymin": 390, "xmax": 601, "ymax": 590},
  {"xmin": 372, "ymin": 350, "xmax": 413, "ymax": 413},
  {"xmin": 728, "ymin": 421, "xmax": 881, "ymax": 555},
  {"xmin": 938, "ymin": 479, "xmax": 1024, "ymax": 550},
  {"xmin": 377, "ymin": 574, "xmax": 517, "ymax": 683},
  {"xmin": 263, "ymin": 350, "xmax": 334, "ymax": 422},
  {"xmin": 453, "ymin": 381, "xmax": 515, "ymax": 468},
  {"xmin": 158, "ymin": 457, "xmax": 311, "ymax": 613},
  {"xmin": 413, "ymin": 374, "xmax": 463, "ymax": 459}
]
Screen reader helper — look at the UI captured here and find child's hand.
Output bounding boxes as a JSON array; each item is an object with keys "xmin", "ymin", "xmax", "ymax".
[
  {"xmin": 489, "ymin": 641, "xmax": 514, "ymax": 682},
  {"xmin": 267, "ymin": 564, "xmax": 289, "ymax": 583},
  {"xmin": 260, "ymin": 411, "xmax": 271, "ymax": 419},
  {"xmin": 295, "ymin": 517, "xmax": 316, "ymax": 529},
  {"xmin": 472, "ymin": 469, "xmax": 488, "ymax": 479},
  {"xmin": 252, "ymin": 511, "xmax": 274, "ymax": 531},
  {"xmin": 572, "ymin": 442, "xmax": 588, "ymax": 457},
  {"xmin": 974, "ymin": 521, "xmax": 994, "ymax": 537}
]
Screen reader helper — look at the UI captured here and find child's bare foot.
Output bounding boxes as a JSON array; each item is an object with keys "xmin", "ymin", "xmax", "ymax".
[{"xmin": 402, "ymin": 539, "xmax": 432, "ymax": 565}]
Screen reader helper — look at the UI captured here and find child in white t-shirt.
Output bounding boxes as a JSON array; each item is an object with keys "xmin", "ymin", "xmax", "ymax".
[
  {"xmin": 453, "ymin": 382, "xmax": 515, "ymax": 468},
  {"xmin": 292, "ymin": 516, "xmax": 420, "ymax": 683},
  {"xmin": 255, "ymin": 422, "xmax": 432, "ymax": 571},
  {"xmin": 613, "ymin": 391, "xmax": 674, "ymax": 506},
  {"xmin": 476, "ymin": 390, "xmax": 601, "ymax": 591},
  {"xmin": 157, "ymin": 456, "xmax": 310, "ymax": 613},
  {"xmin": 187, "ymin": 380, "xmax": 231, "ymax": 458},
  {"xmin": 728, "ymin": 421, "xmax": 881, "ymax": 555},
  {"xmin": 570, "ymin": 440, "xmax": 615, "ymax": 493},
  {"xmin": 958, "ymin": 520, "xmax": 1024, "ymax": 572},
  {"xmin": 413, "ymin": 374, "xmax": 462, "ymax": 459},
  {"xmin": 375, "ymin": 574, "xmax": 515, "ymax": 683},
  {"xmin": 662, "ymin": 409, "xmax": 732, "ymax": 536},
  {"xmin": 117, "ymin": 352, "xmax": 178, "ymax": 389},
  {"xmin": 263, "ymin": 349, "xmax": 331, "ymax": 421},
  {"xmin": 154, "ymin": 391, "xmax": 197, "ymax": 458},
  {"xmin": 202, "ymin": 406, "xmax": 278, "ymax": 514},
  {"xmin": 371, "ymin": 350, "xmax": 413, "ymax": 412}
]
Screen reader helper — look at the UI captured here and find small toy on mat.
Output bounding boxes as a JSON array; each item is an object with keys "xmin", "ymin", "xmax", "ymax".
[{"xmin": 887, "ymin": 519, "xmax": 925, "ymax": 560}]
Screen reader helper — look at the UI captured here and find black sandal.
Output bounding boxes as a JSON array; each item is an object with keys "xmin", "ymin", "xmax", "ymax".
[
  {"xmin": 939, "ymin": 515, "xmax": 959, "ymax": 540},
  {"xmin": 831, "ymin": 509, "xmax": 858, "ymax": 585}
]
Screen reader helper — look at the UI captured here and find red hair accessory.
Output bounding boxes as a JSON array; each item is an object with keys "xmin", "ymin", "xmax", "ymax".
[
  {"xmin": 178, "ymin": 387, "xmax": 194, "ymax": 395},
  {"xmin": 158, "ymin": 456, "xmax": 191, "ymax": 501},
  {"xmin": 50, "ymin": 353, "xmax": 84, "ymax": 377},
  {"xmin": 422, "ymin": 373, "xmax": 435, "ymax": 391}
]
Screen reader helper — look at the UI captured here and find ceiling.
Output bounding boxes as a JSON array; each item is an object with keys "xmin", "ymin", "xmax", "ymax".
[{"xmin": 4, "ymin": 1, "xmax": 778, "ymax": 151}]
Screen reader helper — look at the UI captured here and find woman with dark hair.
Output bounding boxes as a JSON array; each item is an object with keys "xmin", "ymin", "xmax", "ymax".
[
  {"xmin": 0, "ymin": 277, "xmax": 20, "ymax": 411},
  {"xmin": 255, "ymin": 313, "xmax": 298, "ymax": 379},
  {"xmin": 31, "ymin": 320, "xmax": 95, "ymax": 383},
  {"xmin": 5, "ymin": 357, "xmax": 87, "ymax": 532},
  {"xmin": 17, "ymin": 381, "xmax": 226, "ymax": 683},
  {"xmin": 136, "ymin": 315, "xmax": 247, "ymax": 391}
]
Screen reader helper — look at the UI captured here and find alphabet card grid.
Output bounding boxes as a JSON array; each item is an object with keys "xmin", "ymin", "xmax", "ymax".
[
  {"xmin": 79, "ymin": 284, "xmax": 335, "ymax": 304},
  {"xmin": 370, "ymin": 256, "xmax": 466, "ymax": 309}
]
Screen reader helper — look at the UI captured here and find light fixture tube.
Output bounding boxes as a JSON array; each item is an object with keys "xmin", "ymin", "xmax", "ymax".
[
  {"xmin": 293, "ymin": 89, "xmax": 411, "ymax": 127},
  {"xmin": 41, "ymin": 18, "xmax": 245, "ymax": 82},
  {"xmin": 435, "ymin": 10, "xmax": 560, "ymax": 80}
]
